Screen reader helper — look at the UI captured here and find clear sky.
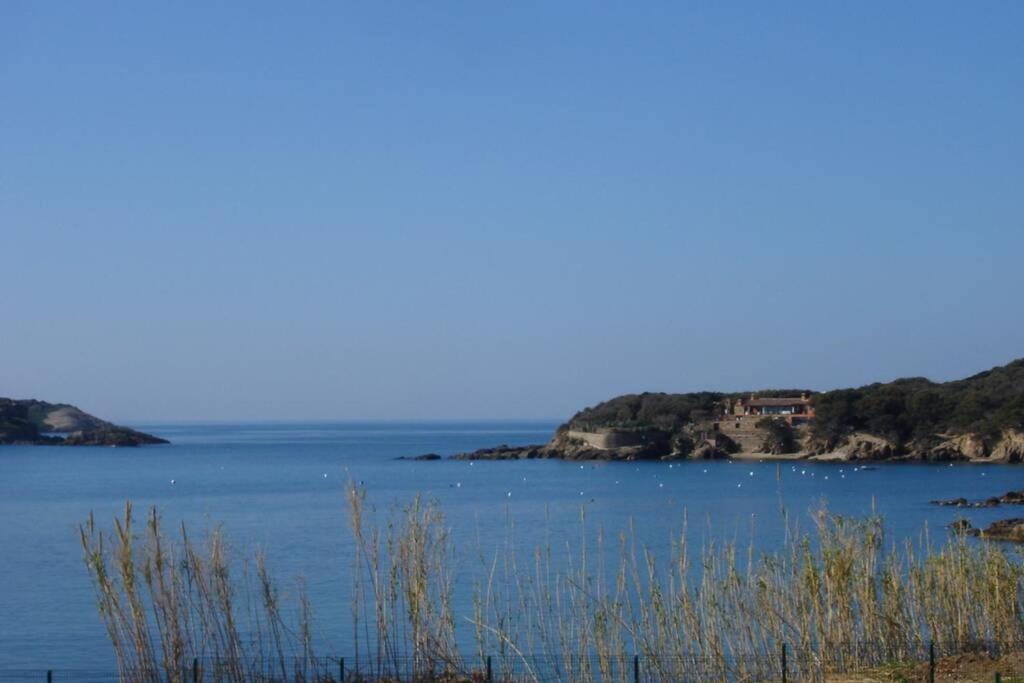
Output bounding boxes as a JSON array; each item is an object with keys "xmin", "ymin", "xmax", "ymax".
[{"xmin": 2, "ymin": 2, "xmax": 1022, "ymax": 422}]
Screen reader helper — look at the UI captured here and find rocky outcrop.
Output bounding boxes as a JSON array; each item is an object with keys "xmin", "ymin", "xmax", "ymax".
[
  {"xmin": 990, "ymin": 430, "xmax": 1024, "ymax": 462},
  {"xmin": 811, "ymin": 432, "xmax": 898, "ymax": 461},
  {"xmin": 0, "ymin": 398, "xmax": 168, "ymax": 447},
  {"xmin": 806, "ymin": 430, "xmax": 1024, "ymax": 463},
  {"xmin": 450, "ymin": 444, "xmax": 550, "ymax": 461},
  {"xmin": 951, "ymin": 518, "xmax": 1024, "ymax": 543},
  {"xmin": 919, "ymin": 433, "xmax": 989, "ymax": 461}
]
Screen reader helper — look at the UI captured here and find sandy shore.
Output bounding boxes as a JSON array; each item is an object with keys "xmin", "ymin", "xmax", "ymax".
[{"xmin": 727, "ymin": 450, "xmax": 816, "ymax": 461}]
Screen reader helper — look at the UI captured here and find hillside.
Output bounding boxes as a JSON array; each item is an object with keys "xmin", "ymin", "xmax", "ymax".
[
  {"xmin": 811, "ymin": 359, "xmax": 1024, "ymax": 454},
  {"xmin": 450, "ymin": 359, "xmax": 1024, "ymax": 462},
  {"xmin": 0, "ymin": 398, "xmax": 168, "ymax": 447}
]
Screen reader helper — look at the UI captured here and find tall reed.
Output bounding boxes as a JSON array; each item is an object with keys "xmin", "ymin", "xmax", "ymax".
[
  {"xmin": 83, "ymin": 490, "xmax": 1024, "ymax": 682},
  {"xmin": 80, "ymin": 502, "xmax": 321, "ymax": 682},
  {"xmin": 345, "ymin": 487, "xmax": 1024, "ymax": 682}
]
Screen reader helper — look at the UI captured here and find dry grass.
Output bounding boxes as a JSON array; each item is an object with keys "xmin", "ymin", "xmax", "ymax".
[
  {"xmin": 81, "ymin": 489, "xmax": 1024, "ymax": 682},
  {"xmin": 80, "ymin": 502, "xmax": 324, "ymax": 682}
]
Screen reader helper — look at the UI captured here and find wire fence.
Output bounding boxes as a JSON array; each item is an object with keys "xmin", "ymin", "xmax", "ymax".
[{"xmin": 5, "ymin": 641, "xmax": 1024, "ymax": 682}]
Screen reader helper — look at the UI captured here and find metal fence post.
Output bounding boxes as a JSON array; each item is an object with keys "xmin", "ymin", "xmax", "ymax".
[
  {"xmin": 47, "ymin": 671, "xmax": 52, "ymax": 683},
  {"xmin": 193, "ymin": 656, "xmax": 199, "ymax": 683},
  {"xmin": 781, "ymin": 643, "xmax": 787, "ymax": 683},
  {"xmin": 340, "ymin": 656, "xmax": 345, "ymax": 683},
  {"xmin": 633, "ymin": 654, "xmax": 639, "ymax": 683},
  {"xmin": 929, "ymin": 641, "xmax": 935, "ymax": 683},
  {"xmin": 995, "ymin": 673, "xmax": 1001, "ymax": 683},
  {"xmin": 486, "ymin": 655, "xmax": 493, "ymax": 683}
]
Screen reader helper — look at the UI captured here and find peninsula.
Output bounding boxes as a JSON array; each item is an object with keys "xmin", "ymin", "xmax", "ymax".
[
  {"xmin": 0, "ymin": 398, "xmax": 168, "ymax": 447},
  {"xmin": 443, "ymin": 359, "xmax": 1024, "ymax": 463}
]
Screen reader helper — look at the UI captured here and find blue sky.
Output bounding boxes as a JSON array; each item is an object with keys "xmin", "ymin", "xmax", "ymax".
[{"xmin": 2, "ymin": 2, "xmax": 1022, "ymax": 421}]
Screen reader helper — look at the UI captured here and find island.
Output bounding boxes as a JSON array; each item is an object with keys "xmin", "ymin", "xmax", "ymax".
[
  {"xmin": 0, "ymin": 398, "xmax": 168, "ymax": 447},
  {"xmin": 436, "ymin": 358, "xmax": 1024, "ymax": 463}
]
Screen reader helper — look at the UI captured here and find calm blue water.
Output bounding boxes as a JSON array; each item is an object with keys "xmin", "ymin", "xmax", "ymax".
[{"xmin": 1, "ymin": 421, "xmax": 1022, "ymax": 669}]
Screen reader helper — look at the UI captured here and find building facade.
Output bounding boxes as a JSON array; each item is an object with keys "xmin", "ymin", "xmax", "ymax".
[{"xmin": 733, "ymin": 394, "xmax": 815, "ymax": 425}]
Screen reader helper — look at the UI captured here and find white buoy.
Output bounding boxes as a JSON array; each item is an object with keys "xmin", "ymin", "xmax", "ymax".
[
  {"xmin": 506, "ymin": 491, "xmax": 511, "ymax": 497},
  {"xmin": 170, "ymin": 479, "xmax": 175, "ymax": 485}
]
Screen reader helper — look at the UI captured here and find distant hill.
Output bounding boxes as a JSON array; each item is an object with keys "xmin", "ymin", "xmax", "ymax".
[
  {"xmin": 557, "ymin": 359, "xmax": 1024, "ymax": 461},
  {"xmin": 0, "ymin": 398, "xmax": 168, "ymax": 446},
  {"xmin": 448, "ymin": 359, "xmax": 1024, "ymax": 462}
]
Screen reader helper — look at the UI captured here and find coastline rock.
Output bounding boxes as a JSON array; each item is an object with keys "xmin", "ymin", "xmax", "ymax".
[
  {"xmin": 990, "ymin": 430, "xmax": 1024, "ymax": 463},
  {"xmin": 825, "ymin": 432, "xmax": 898, "ymax": 461},
  {"xmin": 397, "ymin": 453, "xmax": 443, "ymax": 461},
  {"xmin": 450, "ymin": 444, "xmax": 549, "ymax": 461},
  {"xmin": 950, "ymin": 518, "xmax": 1024, "ymax": 543},
  {"xmin": 930, "ymin": 489, "xmax": 1024, "ymax": 508},
  {"xmin": 919, "ymin": 433, "xmax": 987, "ymax": 461},
  {"xmin": 980, "ymin": 518, "xmax": 1024, "ymax": 542}
]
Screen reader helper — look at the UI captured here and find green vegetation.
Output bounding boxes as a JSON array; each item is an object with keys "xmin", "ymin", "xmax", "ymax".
[
  {"xmin": 82, "ymin": 489, "xmax": 1024, "ymax": 682},
  {"xmin": 0, "ymin": 399, "xmax": 62, "ymax": 443},
  {"xmin": 812, "ymin": 359, "xmax": 1024, "ymax": 449},
  {"xmin": 562, "ymin": 392, "xmax": 725, "ymax": 432}
]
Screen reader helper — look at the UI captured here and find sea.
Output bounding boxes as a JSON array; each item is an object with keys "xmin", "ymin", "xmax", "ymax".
[{"xmin": 1, "ymin": 421, "xmax": 1021, "ymax": 670}]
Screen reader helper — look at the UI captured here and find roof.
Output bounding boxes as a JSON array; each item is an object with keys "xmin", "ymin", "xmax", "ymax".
[{"xmin": 743, "ymin": 397, "xmax": 810, "ymax": 407}]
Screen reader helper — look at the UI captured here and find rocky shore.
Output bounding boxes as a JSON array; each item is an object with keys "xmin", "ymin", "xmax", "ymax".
[
  {"xmin": 931, "ymin": 489, "xmax": 1024, "ymax": 508},
  {"xmin": 411, "ymin": 426, "xmax": 1024, "ymax": 463}
]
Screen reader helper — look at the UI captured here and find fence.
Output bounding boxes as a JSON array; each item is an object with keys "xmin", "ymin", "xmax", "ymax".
[{"xmin": 3, "ymin": 641, "xmax": 1024, "ymax": 682}]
